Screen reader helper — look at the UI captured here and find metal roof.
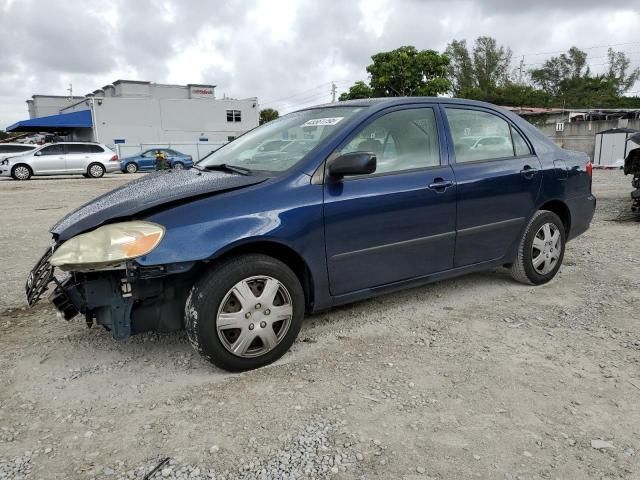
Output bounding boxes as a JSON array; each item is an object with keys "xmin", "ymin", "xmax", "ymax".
[
  {"xmin": 6, "ymin": 109, "xmax": 92, "ymax": 132},
  {"xmin": 596, "ymin": 127, "xmax": 639, "ymax": 135}
]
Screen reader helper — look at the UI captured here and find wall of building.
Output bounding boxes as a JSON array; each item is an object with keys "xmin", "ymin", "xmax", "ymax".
[
  {"xmin": 61, "ymin": 96, "xmax": 258, "ymax": 147},
  {"xmin": 536, "ymin": 118, "xmax": 640, "ymax": 159},
  {"xmin": 28, "ymin": 96, "xmax": 85, "ymax": 118}
]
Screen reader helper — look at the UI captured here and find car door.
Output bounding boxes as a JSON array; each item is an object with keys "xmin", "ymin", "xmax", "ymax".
[
  {"xmin": 139, "ymin": 150, "xmax": 155, "ymax": 170},
  {"xmin": 323, "ymin": 106, "xmax": 457, "ymax": 296},
  {"xmin": 163, "ymin": 149, "xmax": 178, "ymax": 167},
  {"xmin": 64, "ymin": 144, "xmax": 90, "ymax": 173},
  {"xmin": 443, "ymin": 106, "xmax": 542, "ymax": 267},
  {"xmin": 31, "ymin": 144, "xmax": 67, "ymax": 174}
]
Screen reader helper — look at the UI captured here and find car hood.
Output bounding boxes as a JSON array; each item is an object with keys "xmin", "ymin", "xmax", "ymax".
[{"xmin": 51, "ymin": 169, "xmax": 267, "ymax": 241}]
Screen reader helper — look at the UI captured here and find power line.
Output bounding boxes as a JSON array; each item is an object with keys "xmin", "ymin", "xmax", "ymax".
[
  {"xmin": 260, "ymin": 82, "xmax": 332, "ymax": 106},
  {"xmin": 515, "ymin": 41, "xmax": 640, "ymax": 58},
  {"xmin": 266, "ymin": 91, "xmax": 333, "ymax": 110}
]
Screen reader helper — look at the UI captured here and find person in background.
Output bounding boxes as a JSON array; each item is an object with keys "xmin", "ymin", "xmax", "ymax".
[{"xmin": 154, "ymin": 150, "xmax": 169, "ymax": 170}]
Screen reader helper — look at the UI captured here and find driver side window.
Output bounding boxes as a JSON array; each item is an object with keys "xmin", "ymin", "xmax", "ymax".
[{"xmin": 339, "ymin": 108, "xmax": 440, "ymax": 175}]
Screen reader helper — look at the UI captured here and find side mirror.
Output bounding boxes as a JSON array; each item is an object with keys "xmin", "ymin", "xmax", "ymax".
[{"xmin": 328, "ymin": 152, "xmax": 377, "ymax": 178}]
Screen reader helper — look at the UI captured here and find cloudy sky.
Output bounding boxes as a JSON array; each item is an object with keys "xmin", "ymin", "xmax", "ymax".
[{"xmin": 1, "ymin": 0, "xmax": 639, "ymax": 128}]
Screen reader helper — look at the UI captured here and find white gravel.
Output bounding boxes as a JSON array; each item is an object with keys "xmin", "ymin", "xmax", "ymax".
[{"xmin": 0, "ymin": 170, "xmax": 639, "ymax": 479}]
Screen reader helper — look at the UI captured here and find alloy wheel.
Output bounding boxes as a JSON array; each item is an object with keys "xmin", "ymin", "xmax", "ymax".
[
  {"xmin": 126, "ymin": 163, "xmax": 137, "ymax": 173},
  {"xmin": 173, "ymin": 162, "xmax": 184, "ymax": 170},
  {"xmin": 216, "ymin": 276, "xmax": 293, "ymax": 358},
  {"xmin": 14, "ymin": 166, "xmax": 30, "ymax": 180},
  {"xmin": 531, "ymin": 222, "xmax": 561, "ymax": 275},
  {"xmin": 89, "ymin": 164, "xmax": 104, "ymax": 178}
]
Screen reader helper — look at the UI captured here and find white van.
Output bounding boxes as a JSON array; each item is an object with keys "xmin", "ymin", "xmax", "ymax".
[{"xmin": 0, "ymin": 142, "xmax": 119, "ymax": 180}]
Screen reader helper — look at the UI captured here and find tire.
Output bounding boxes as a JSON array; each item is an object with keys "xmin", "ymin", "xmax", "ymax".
[
  {"xmin": 87, "ymin": 163, "xmax": 105, "ymax": 178},
  {"xmin": 185, "ymin": 254, "xmax": 305, "ymax": 372},
  {"xmin": 125, "ymin": 162, "xmax": 138, "ymax": 173},
  {"xmin": 510, "ymin": 210, "xmax": 566, "ymax": 285},
  {"xmin": 11, "ymin": 164, "xmax": 32, "ymax": 180},
  {"xmin": 172, "ymin": 161, "xmax": 185, "ymax": 170}
]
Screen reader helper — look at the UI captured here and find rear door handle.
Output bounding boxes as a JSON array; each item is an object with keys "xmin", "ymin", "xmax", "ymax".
[
  {"xmin": 428, "ymin": 178, "xmax": 455, "ymax": 192},
  {"xmin": 520, "ymin": 165, "xmax": 539, "ymax": 179}
]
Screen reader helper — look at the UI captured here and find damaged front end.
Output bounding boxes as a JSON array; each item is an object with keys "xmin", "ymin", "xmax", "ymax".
[{"xmin": 27, "ymin": 247, "xmax": 198, "ymax": 339}]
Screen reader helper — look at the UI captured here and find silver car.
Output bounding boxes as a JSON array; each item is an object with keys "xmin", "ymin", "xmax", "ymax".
[
  {"xmin": 0, "ymin": 142, "xmax": 119, "ymax": 180},
  {"xmin": 0, "ymin": 142, "xmax": 39, "ymax": 159}
]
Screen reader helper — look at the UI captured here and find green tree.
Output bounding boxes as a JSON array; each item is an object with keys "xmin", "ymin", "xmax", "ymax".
[
  {"xmin": 445, "ymin": 39, "xmax": 474, "ymax": 96},
  {"xmin": 530, "ymin": 47, "xmax": 589, "ymax": 96},
  {"xmin": 472, "ymin": 36, "xmax": 512, "ymax": 94},
  {"xmin": 0, "ymin": 130, "xmax": 11, "ymax": 141},
  {"xmin": 606, "ymin": 48, "xmax": 640, "ymax": 95},
  {"xmin": 259, "ymin": 108, "xmax": 279, "ymax": 125},
  {"xmin": 366, "ymin": 46, "xmax": 451, "ymax": 97},
  {"xmin": 338, "ymin": 81, "xmax": 374, "ymax": 101}
]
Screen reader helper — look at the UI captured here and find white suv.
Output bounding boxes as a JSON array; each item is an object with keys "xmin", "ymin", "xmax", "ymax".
[{"xmin": 0, "ymin": 142, "xmax": 119, "ymax": 180}]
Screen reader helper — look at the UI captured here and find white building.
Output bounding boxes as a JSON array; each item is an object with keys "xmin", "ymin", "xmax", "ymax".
[{"xmin": 8, "ymin": 80, "xmax": 259, "ymax": 158}]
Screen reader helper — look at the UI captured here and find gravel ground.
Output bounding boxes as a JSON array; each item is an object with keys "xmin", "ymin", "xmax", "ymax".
[{"xmin": 0, "ymin": 170, "xmax": 638, "ymax": 480}]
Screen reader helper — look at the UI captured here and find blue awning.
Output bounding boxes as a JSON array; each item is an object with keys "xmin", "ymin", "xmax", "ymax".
[{"xmin": 6, "ymin": 109, "xmax": 93, "ymax": 132}]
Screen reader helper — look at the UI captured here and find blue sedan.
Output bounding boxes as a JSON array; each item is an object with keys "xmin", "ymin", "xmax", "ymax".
[
  {"xmin": 120, "ymin": 148, "xmax": 193, "ymax": 173},
  {"xmin": 28, "ymin": 97, "xmax": 596, "ymax": 372}
]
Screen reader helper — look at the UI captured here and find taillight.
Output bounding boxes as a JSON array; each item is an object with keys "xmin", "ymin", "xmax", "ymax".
[
  {"xmin": 586, "ymin": 161, "xmax": 593, "ymax": 177},
  {"xmin": 110, "ymin": 155, "xmax": 118, "ymax": 162}
]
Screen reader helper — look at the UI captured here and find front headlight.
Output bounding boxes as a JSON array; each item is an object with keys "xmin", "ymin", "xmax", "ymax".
[{"xmin": 50, "ymin": 221, "xmax": 165, "ymax": 268}]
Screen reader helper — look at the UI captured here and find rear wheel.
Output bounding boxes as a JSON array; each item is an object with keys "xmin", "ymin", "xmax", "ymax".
[
  {"xmin": 87, "ymin": 163, "xmax": 105, "ymax": 178},
  {"xmin": 172, "ymin": 161, "xmax": 185, "ymax": 170},
  {"xmin": 11, "ymin": 164, "xmax": 32, "ymax": 180},
  {"xmin": 185, "ymin": 254, "xmax": 305, "ymax": 372},
  {"xmin": 510, "ymin": 210, "xmax": 565, "ymax": 285}
]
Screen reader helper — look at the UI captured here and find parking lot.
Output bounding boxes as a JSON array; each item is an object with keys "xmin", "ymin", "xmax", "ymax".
[{"xmin": 0, "ymin": 170, "xmax": 639, "ymax": 479}]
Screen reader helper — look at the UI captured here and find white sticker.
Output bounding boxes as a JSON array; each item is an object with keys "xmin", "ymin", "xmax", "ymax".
[{"xmin": 302, "ymin": 117, "xmax": 344, "ymax": 127}]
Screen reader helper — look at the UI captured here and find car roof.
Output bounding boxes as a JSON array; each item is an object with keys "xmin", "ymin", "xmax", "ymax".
[{"xmin": 301, "ymin": 96, "xmax": 507, "ymax": 111}]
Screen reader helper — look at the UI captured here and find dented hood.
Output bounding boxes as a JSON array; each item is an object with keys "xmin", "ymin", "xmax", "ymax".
[{"xmin": 51, "ymin": 169, "xmax": 267, "ymax": 241}]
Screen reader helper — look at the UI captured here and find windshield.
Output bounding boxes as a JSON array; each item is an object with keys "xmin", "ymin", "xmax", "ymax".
[{"xmin": 199, "ymin": 107, "xmax": 363, "ymax": 172}]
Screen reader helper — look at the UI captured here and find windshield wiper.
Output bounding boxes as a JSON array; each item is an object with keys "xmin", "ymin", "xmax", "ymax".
[{"xmin": 204, "ymin": 164, "xmax": 251, "ymax": 176}]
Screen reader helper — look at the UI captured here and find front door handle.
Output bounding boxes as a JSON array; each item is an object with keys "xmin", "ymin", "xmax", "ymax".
[
  {"xmin": 428, "ymin": 178, "xmax": 455, "ymax": 192},
  {"xmin": 520, "ymin": 165, "xmax": 539, "ymax": 179}
]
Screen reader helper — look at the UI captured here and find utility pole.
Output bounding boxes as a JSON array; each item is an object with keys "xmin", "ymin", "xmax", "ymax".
[
  {"xmin": 331, "ymin": 82, "xmax": 337, "ymax": 103},
  {"xmin": 67, "ymin": 83, "xmax": 73, "ymax": 101},
  {"xmin": 518, "ymin": 56, "xmax": 525, "ymax": 85}
]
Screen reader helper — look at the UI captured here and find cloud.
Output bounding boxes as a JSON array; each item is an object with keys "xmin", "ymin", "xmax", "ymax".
[{"xmin": 0, "ymin": 0, "xmax": 639, "ymax": 128}]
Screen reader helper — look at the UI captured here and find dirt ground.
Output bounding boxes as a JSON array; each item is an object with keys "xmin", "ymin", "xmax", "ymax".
[{"xmin": 0, "ymin": 170, "xmax": 638, "ymax": 480}]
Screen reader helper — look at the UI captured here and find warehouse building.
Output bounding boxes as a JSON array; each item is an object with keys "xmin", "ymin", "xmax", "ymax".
[{"xmin": 7, "ymin": 80, "xmax": 259, "ymax": 158}]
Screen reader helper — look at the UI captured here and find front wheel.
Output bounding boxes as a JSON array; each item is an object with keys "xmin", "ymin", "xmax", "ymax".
[
  {"xmin": 185, "ymin": 254, "xmax": 305, "ymax": 372},
  {"xmin": 510, "ymin": 210, "xmax": 566, "ymax": 285},
  {"xmin": 125, "ymin": 162, "xmax": 138, "ymax": 173},
  {"xmin": 11, "ymin": 164, "xmax": 32, "ymax": 180}
]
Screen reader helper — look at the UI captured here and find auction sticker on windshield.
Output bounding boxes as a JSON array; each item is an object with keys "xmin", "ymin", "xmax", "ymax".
[{"xmin": 302, "ymin": 117, "xmax": 344, "ymax": 127}]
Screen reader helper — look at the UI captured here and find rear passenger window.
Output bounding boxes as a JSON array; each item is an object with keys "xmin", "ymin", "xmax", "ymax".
[
  {"xmin": 339, "ymin": 108, "xmax": 440, "ymax": 175},
  {"xmin": 445, "ymin": 108, "xmax": 517, "ymax": 163},
  {"xmin": 85, "ymin": 145, "xmax": 104, "ymax": 153},
  {"xmin": 511, "ymin": 126, "xmax": 531, "ymax": 156},
  {"xmin": 66, "ymin": 144, "xmax": 87, "ymax": 154}
]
